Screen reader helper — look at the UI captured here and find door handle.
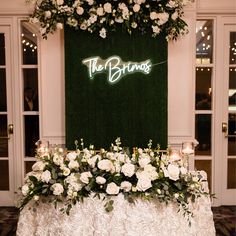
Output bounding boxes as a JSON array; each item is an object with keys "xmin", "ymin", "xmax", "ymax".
[
  {"xmin": 0, "ymin": 124, "xmax": 13, "ymax": 139},
  {"xmin": 222, "ymin": 122, "xmax": 236, "ymax": 138}
]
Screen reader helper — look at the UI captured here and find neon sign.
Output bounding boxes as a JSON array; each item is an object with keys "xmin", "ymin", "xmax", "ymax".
[{"xmin": 82, "ymin": 56, "xmax": 152, "ymax": 84}]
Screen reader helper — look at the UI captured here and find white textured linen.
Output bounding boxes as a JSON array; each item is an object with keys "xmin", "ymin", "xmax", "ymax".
[{"xmin": 17, "ymin": 193, "xmax": 215, "ymax": 236}]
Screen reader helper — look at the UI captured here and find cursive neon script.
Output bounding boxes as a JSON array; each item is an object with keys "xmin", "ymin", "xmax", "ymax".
[{"xmin": 82, "ymin": 56, "xmax": 152, "ymax": 84}]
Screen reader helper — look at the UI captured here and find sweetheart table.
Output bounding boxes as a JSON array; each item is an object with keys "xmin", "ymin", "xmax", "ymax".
[{"xmin": 17, "ymin": 191, "xmax": 215, "ymax": 236}]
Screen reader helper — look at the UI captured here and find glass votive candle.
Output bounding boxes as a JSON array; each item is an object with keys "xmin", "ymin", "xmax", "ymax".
[{"xmin": 181, "ymin": 142, "xmax": 194, "ymax": 155}]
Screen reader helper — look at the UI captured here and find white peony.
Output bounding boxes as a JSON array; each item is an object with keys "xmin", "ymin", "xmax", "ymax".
[
  {"xmin": 32, "ymin": 161, "xmax": 45, "ymax": 171},
  {"xmin": 76, "ymin": 6, "xmax": 84, "ymax": 15},
  {"xmin": 121, "ymin": 163, "xmax": 135, "ymax": 177},
  {"xmin": 121, "ymin": 181, "xmax": 132, "ymax": 192},
  {"xmin": 96, "ymin": 176, "xmax": 106, "ymax": 184},
  {"xmin": 106, "ymin": 182, "xmax": 120, "ymax": 195},
  {"xmin": 51, "ymin": 183, "xmax": 64, "ymax": 195},
  {"xmin": 41, "ymin": 170, "xmax": 51, "ymax": 183},
  {"xmin": 67, "ymin": 152, "xmax": 77, "ymax": 161},
  {"xmin": 104, "ymin": 2, "xmax": 112, "ymax": 13},
  {"xmin": 167, "ymin": 164, "xmax": 180, "ymax": 181},
  {"xmin": 22, "ymin": 185, "xmax": 29, "ymax": 196},
  {"xmin": 68, "ymin": 160, "xmax": 79, "ymax": 169},
  {"xmin": 133, "ymin": 4, "xmax": 140, "ymax": 12},
  {"xmin": 98, "ymin": 159, "xmax": 114, "ymax": 172},
  {"xmin": 80, "ymin": 171, "xmax": 92, "ymax": 184}
]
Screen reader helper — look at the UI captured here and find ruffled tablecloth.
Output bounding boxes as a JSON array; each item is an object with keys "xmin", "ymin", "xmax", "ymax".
[{"xmin": 17, "ymin": 192, "xmax": 215, "ymax": 236}]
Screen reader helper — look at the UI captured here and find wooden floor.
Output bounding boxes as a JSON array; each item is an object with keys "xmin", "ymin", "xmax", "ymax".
[{"xmin": 0, "ymin": 206, "xmax": 235, "ymax": 236}]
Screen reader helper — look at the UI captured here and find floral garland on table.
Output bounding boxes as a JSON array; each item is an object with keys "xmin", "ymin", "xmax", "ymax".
[
  {"xmin": 18, "ymin": 138, "xmax": 210, "ymax": 224},
  {"xmin": 27, "ymin": 0, "xmax": 193, "ymax": 40}
]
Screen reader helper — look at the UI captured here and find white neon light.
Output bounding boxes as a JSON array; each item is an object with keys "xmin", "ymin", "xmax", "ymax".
[{"xmin": 82, "ymin": 56, "xmax": 152, "ymax": 84}]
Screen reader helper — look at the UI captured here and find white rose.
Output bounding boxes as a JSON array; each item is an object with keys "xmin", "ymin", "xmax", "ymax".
[
  {"xmin": 150, "ymin": 12, "xmax": 158, "ymax": 20},
  {"xmin": 68, "ymin": 160, "xmax": 79, "ymax": 169},
  {"xmin": 180, "ymin": 167, "xmax": 187, "ymax": 175},
  {"xmin": 166, "ymin": 0, "xmax": 177, "ymax": 8},
  {"xmin": 152, "ymin": 25, "xmax": 160, "ymax": 34},
  {"xmin": 56, "ymin": 22, "xmax": 63, "ymax": 30},
  {"xmin": 136, "ymin": 177, "xmax": 152, "ymax": 191},
  {"xmin": 157, "ymin": 12, "xmax": 169, "ymax": 25},
  {"xmin": 65, "ymin": 173, "xmax": 77, "ymax": 184},
  {"xmin": 87, "ymin": 155, "xmax": 99, "ymax": 168},
  {"xmin": 44, "ymin": 11, "xmax": 51, "ymax": 19},
  {"xmin": 96, "ymin": 176, "xmax": 106, "ymax": 184},
  {"xmin": 80, "ymin": 171, "xmax": 92, "ymax": 184},
  {"xmin": 62, "ymin": 167, "xmax": 71, "ymax": 176},
  {"xmin": 76, "ymin": 6, "xmax": 84, "ymax": 15},
  {"xmin": 131, "ymin": 22, "xmax": 137, "ymax": 28},
  {"xmin": 67, "ymin": 152, "xmax": 77, "ymax": 161},
  {"xmin": 22, "ymin": 185, "xmax": 29, "ymax": 196},
  {"xmin": 98, "ymin": 159, "xmax": 114, "ymax": 172},
  {"xmin": 41, "ymin": 170, "xmax": 51, "ymax": 183},
  {"xmin": 53, "ymin": 153, "xmax": 64, "ymax": 166},
  {"xmin": 138, "ymin": 156, "xmax": 150, "ymax": 167},
  {"xmin": 121, "ymin": 181, "xmax": 132, "ymax": 192},
  {"xmin": 32, "ymin": 161, "xmax": 45, "ymax": 171},
  {"xmin": 192, "ymin": 176, "xmax": 199, "ymax": 182},
  {"xmin": 106, "ymin": 182, "xmax": 120, "ymax": 195},
  {"xmin": 133, "ymin": 4, "xmax": 140, "ymax": 12},
  {"xmin": 104, "ymin": 2, "xmax": 112, "ymax": 13},
  {"xmin": 51, "ymin": 183, "xmax": 64, "ymax": 195},
  {"xmin": 97, "ymin": 7, "xmax": 104, "ymax": 16},
  {"xmin": 171, "ymin": 11, "xmax": 178, "ymax": 20},
  {"xmin": 56, "ymin": 0, "xmax": 64, "ymax": 5},
  {"xmin": 121, "ymin": 163, "xmax": 135, "ymax": 177},
  {"xmin": 33, "ymin": 195, "xmax": 39, "ymax": 201},
  {"xmin": 99, "ymin": 28, "xmax": 106, "ymax": 38},
  {"xmin": 144, "ymin": 164, "xmax": 158, "ymax": 180},
  {"xmin": 167, "ymin": 164, "xmax": 180, "ymax": 181}
]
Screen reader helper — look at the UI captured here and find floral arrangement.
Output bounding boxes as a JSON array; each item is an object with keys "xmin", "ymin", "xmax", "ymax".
[
  {"xmin": 27, "ymin": 0, "xmax": 193, "ymax": 40},
  {"xmin": 18, "ymin": 138, "xmax": 209, "ymax": 224}
]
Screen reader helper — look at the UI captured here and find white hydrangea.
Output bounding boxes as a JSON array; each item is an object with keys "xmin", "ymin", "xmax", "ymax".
[
  {"xmin": 53, "ymin": 153, "xmax": 64, "ymax": 166},
  {"xmin": 66, "ymin": 152, "xmax": 77, "ymax": 161},
  {"xmin": 22, "ymin": 185, "xmax": 29, "ymax": 196}
]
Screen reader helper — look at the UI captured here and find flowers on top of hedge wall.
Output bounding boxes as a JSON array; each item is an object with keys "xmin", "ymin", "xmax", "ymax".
[{"xmin": 26, "ymin": 0, "xmax": 194, "ymax": 40}]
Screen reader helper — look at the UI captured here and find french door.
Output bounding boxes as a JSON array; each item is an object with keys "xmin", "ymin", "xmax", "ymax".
[
  {"xmin": 0, "ymin": 25, "xmax": 15, "ymax": 205},
  {"xmin": 0, "ymin": 18, "xmax": 39, "ymax": 206},
  {"xmin": 221, "ymin": 23, "xmax": 236, "ymax": 204}
]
